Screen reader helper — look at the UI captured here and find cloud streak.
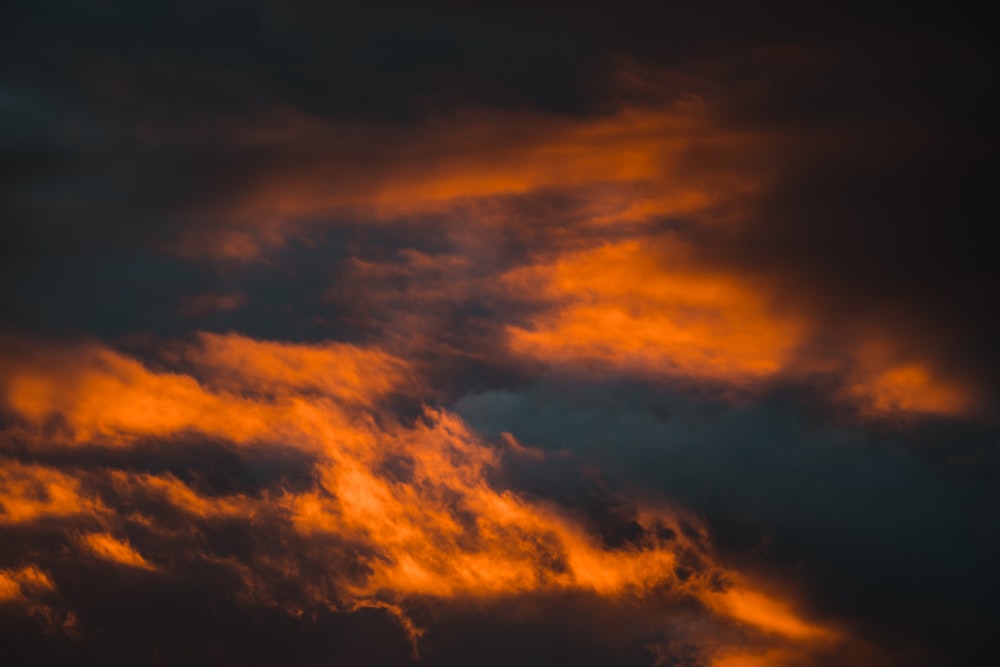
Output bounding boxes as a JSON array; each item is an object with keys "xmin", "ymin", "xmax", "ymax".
[{"xmin": 1, "ymin": 333, "xmax": 841, "ymax": 664}]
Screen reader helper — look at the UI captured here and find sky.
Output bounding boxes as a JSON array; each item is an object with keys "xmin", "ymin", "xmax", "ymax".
[{"xmin": 0, "ymin": 2, "xmax": 997, "ymax": 666}]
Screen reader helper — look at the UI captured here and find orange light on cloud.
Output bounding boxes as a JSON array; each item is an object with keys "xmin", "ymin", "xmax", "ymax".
[
  {"xmin": 284, "ymin": 409, "xmax": 695, "ymax": 602},
  {"xmin": 849, "ymin": 363, "xmax": 973, "ymax": 417},
  {"xmin": 0, "ymin": 462, "xmax": 104, "ymax": 524},
  {"xmin": 0, "ymin": 565, "xmax": 55, "ymax": 604},
  {"xmin": 230, "ymin": 105, "xmax": 731, "ymax": 216},
  {"xmin": 705, "ymin": 585, "xmax": 837, "ymax": 641},
  {"xmin": 505, "ymin": 239, "xmax": 806, "ymax": 382},
  {"xmin": 2, "ymin": 346, "xmax": 270, "ymax": 445},
  {"xmin": 80, "ymin": 532, "xmax": 156, "ymax": 571},
  {"xmin": 110, "ymin": 470, "xmax": 258, "ymax": 521},
  {"xmin": 501, "ymin": 239, "xmax": 980, "ymax": 418},
  {"xmin": 0, "ymin": 333, "xmax": 836, "ymax": 657},
  {"xmin": 171, "ymin": 101, "xmax": 764, "ymax": 259},
  {"xmin": 0, "ymin": 334, "xmax": 405, "ymax": 447},
  {"xmin": 189, "ymin": 332, "xmax": 409, "ymax": 405},
  {"xmin": 708, "ymin": 648, "xmax": 807, "ymax": 667}
]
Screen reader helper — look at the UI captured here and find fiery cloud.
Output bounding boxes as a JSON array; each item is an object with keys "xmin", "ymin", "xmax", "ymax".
[
  {"xmin": 2, "ymin": 6, "xmax": 994, "ymax": 664},
  {"xmin": 170, "ymin": 98, "xmax": 763, "ymax": 260},
  {"xmin": 0, "ymin": 462, "xmax": 104, "ymax": 525},
  {"xmin": 0, "ymin": 565, "xmax": 54, "ymax": 604},
  {"xmin": 505, "ymin": 239, "xmax": 805, "ymax": 382},
  {"xmin": 501, "ymin": 237, "xmax": 979, "ymax": 418},
  {"xmin": 0, "ymin": 334, "xmax": 837, "ymax": 661},
  {"xmin": 79, "ymin": 532, "xmax": 156, "ymax": 571}
]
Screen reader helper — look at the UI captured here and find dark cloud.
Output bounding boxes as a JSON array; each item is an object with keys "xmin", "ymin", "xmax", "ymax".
[
  {"xmin": 1, "ymin": 1, "xmax": 997, "ymax": 666},
  {"xmin": 456, "ymin": 382, "xmax": 1000, "ymax": 665}
]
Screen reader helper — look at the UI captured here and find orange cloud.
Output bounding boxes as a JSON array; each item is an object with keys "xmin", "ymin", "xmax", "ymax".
[
  {"xmin": 188, "ymin": 332, "xmax": 409, "ymax": 405},
  {"xmin": 109, "ymin": 471, "xmax": 258, "ymax": 521},
  {"xmin": 0, "ymin": 564, "xmax": 63, "ymax": 629},
  {"xmin": 284, "ymin": 408, "xmax": 696, "ymax": 601},
  {"xmin": 501, "ymin": 238, "xmax": 980, "ymax": 418},
  {"xmin": 0, "ymin": 334, "xmax": 840, "ymax": 660},
  {"xmin": 80, "ymin": 532, "xmax": 156, "ymax": 571},
  {"xmin": 708, "ymin": 648, "xmax": 807, "ymax": 667},
  {"xmin": 0, "ymin": 462, "xmax": 104, "ymax": 524},
  {"xmin": 848, "ymin": 362, "xmax": 974, "ymax": 418},
  {"xmin": 705, "ymin": 585, "xmax": 837, "ymax": 641},
  {"xmin": 2, "ymin": 345, "xmax": 270, "ymax": 446},
  {"xmin": 0, "ymin": 334, "xmax": 407, "ymax": 447},
  {"xmin": 505, "ymin": 239, "xmax": 806, "ymax": 382},
  {"xmin": 0, "ymin": 565, "xmax": 55, "ymax": 604},
  {"xmin": 148, "ymin": 83, "xmax": 981, "ymax": 422},
  {"xmin": 170, "ymin": 99, "xmax": 764, "ymax": 259}
]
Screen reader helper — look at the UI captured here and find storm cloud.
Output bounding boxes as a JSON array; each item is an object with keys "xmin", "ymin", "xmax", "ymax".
[{"xmin": 1, "ymin": 1, "xmax": 997, "ymax": 666}]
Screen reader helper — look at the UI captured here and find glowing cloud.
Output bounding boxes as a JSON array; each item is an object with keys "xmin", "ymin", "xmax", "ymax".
[
  {"xmin": 0, "ymin": 334, "xmax": 836, "ymax": 659},
  {"xmin": 0, "ymin": 462, "xmax": 104, "ymax": 524},
  {"xmin": 171, "ymin": 100, "xmax": 763, "ymax": 259},
  {"xmin": 0, "ymin": 565, "xmax": 54, "ymax": 604},
  {"xmin": 505, "ymin": 239, "xmax": 806, "ymax": 382},
  {"xmin": 80, "ymin": 532, "xmax": 156, "ymax": 571}
]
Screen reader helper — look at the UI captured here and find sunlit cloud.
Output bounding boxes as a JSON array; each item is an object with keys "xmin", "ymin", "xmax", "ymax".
[
  {"xmin": 0, "ymin": 565, "xmax": 54, "ymax": 604},
  {"xmin": 501, "ymin": 237, "xmax": 979, "ymax": 417},
  {"xmin": 0, "ymin": 462, "xmax": 104, "ymax": 524},
  {"xmin": 79, "ymin": 532, "xmax": 157, "ymax": 571},
  {"xmin": 169, "ymin": 98, "xmax": 762, "ymax": 260},
  {"xmin": 0, "ymin": 334, "xmax": 838, "ymax": 660},
  {"xmin": 505, "ymin": 238, "xmax": 806, "ymax": 382}
]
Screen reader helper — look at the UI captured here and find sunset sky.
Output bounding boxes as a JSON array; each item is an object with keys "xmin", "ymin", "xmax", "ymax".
[{"xmin": 1, "ymin": 2, "xmax": 997, "ymax": 666}]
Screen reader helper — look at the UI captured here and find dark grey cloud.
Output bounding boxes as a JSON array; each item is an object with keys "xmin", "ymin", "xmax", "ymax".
[{"xmin": 455, "ymin": 382, "xmax": 1000, "ymax": 665}]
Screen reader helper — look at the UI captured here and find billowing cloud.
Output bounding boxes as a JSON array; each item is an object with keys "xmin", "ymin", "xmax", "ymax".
[
  {"xmin": 1, "ymin": 334, "xmax": 842, "ymax": 664},
  {"xmin": 1, "ymin": 2, "xmax": 995, "ymax": 665},
  {"xmin": 504, "ymin": 238, "xmax": 805, "ymax": 382}
]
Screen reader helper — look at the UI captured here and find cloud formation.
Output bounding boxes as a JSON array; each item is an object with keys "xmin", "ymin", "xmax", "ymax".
[
  {"xmin": 1, "ymin": 1, "xmax": 996, "ymax": 665},
  {"xmin": 2, "ymin": 334, "xmax": 847, "ymax": 665}
]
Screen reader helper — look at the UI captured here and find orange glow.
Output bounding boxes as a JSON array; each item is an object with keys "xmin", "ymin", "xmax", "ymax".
[
  {"xmin": 0, "ymin": 462, "xmax": 103, "ymax": 524},
  {"xmin": 505, "ymin": 239, "xmax": 806, "ymax": 382},
  {"xmin": 0, "ymin": 334, "xmax": 836, "ymax": 657},
  {"xmin": 147, "ymin": 90, "xmax": 980, "ymax": 421},
  {"xmin": 850, "ymin": 363, "xmax": 973, "ymax": 417},
  {"xmin": 0, "ymin": 335, "xmax": 405, "ymax": 446},
  {"xmin": 708, "ymin": 648, "xmax": 805, "ymax": 667},
  {"xmin": 189, "ymin": 332, "xmax": 409, "ymax": 405},
  {"xmin": 232, "ymin": 106, "xmax": 733, "ymax": 215},
  {"xmin": 706, "ymin": 586, "xmax": 836, "ymax": 641},
  {"xmin": 2, "ymin": 346, "xmax": 270, "ymax": 445},
  {"xmin": 172, "ymin": 102, "xmax": 764, "ymax": 259},
  {"xmin": 0, "ymin": 565, "xmax": 55, "ymax": 604},
  {"xmin": 500, "ymin": 240, "xmax": 979, "ymax": 417},
  {"xmin": 110, "ymin": 471, "xmax": 257, "ymax": 520},
  {"xmin": 285, "ymin": 410, "xmax": 694, "ymax": 602},
  {"xmin": 80, "ymin": 532, "xmax": 156, "ymax": 570}
]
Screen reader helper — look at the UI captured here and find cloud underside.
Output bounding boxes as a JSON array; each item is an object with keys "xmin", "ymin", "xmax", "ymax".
[
  {"xmin": 1, "ymin": 333, "xmax": 852, "ymax": 666},
  {"xmin": 1, "ymin": 4, "xmax": 996, "ymax": 665}
]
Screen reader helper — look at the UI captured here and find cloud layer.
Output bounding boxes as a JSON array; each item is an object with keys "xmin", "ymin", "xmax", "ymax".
[{"xmin": 1, "ymin": 1, "xmax": 997, "ymax": 665}]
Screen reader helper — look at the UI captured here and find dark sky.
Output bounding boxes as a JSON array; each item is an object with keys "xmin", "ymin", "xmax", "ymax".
[{"xmin": 1, "ymin": 2, "xmax": 997, "ymax": 666}]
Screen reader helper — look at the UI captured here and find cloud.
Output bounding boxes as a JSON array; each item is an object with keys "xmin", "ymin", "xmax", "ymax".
[
  {"xmin": 503, "ymin": 238, "xmax": 804, "ymax": 382},
  {"xmin": 1, "ymin": 2, "xmax": 995, "ymax": 664},
  {"xmin": 454, "ymin": 380, "xmax": 1000, "ymax": 664},
  {"xmin": 0, "ymin": 333, "xmax": 842, "ymax": 664},
  {"xmin": 0, "ymin": 565, "xmax": 54, "ymax": 603},
  {"xmin": 0, "ymin": 461, "xmax": 104, "ymax": 524},
  {"xmin": 79, "ymin": 532, "xmax": 156, "ymax": 570}
]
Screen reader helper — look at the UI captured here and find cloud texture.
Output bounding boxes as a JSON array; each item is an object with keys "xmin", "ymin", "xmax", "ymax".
[{"xmin": 1, "ymin": 1, "xmax": 997, "ymax": 665}]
